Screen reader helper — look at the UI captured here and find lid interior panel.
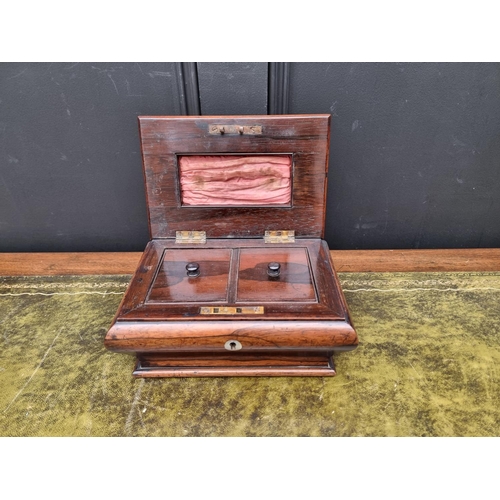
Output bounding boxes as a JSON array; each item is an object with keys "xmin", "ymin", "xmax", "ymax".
[{"xmin": 138, "ymin": 115, "xmax": 330, "ymax": 239}]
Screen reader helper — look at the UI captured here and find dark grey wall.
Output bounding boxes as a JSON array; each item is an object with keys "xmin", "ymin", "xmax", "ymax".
[
  {"xmin": 1, "ymin": 62, "xmax": 499, "ymax": 251},
  {"xmin": 288, "ymin": 63, "xmax": 500, "ymax": 249},
  {"xmin": 197, "ymin": 63, "xmax": 268, "ymax": 115},
  {"xmin": 0, "ymin": 62, "xmax": 187, "ymax": 251}
]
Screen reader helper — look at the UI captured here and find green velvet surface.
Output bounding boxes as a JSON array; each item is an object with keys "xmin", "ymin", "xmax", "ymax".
[{"xmin": 1, "ymin": 273, "xmax": 499, "ymax": 436}]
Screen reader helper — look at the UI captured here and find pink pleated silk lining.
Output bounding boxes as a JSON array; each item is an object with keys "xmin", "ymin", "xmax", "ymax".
[{"xmin": 179, "ymin": 155, "xmax": 292, "ymax": 206}]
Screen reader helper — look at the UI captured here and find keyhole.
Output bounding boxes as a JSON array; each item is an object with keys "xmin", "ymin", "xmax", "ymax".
[{"xmin": 224, "ymin": 339, "xmax": 242, "ymax": 351}]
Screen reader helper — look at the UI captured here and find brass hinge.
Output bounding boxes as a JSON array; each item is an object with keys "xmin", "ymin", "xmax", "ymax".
[
  {"xmin": 175, "ymin": 231, "xmax": 207, "ymax": 244},
  {"xmin": 264, "ymin": 230, "xmax": 295, "ymax": 243}
]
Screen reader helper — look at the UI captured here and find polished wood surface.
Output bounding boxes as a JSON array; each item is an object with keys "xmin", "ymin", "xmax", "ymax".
[
  {"xmin": 1, "ymin": 248, "xmax": 499, "ymax": 276},
  {"xmin": 330, "ymin": 248, "xmax": 500, "ymax": 272},
  {"xmin": 105, "ymin": 320, "xmax": 358, "ymax": 351},
  {"xmin": 104, "ymin": 236, "xmax": 358, "ymax": 377},
  {"xmin": 0, "ymin": 252, "xmax": 142, "ymax": 276},
  {"xmin": 139, "ymin": 115, "xmax": 330, "ymax": 239},
  {"xmin": 148, "ymin": 248, "xmax": 232, "ymax": 303},
  {"xmin": 114, "ymin": 239, "xmax": 346, "ymax": 321},
  {"xmin": 237, "ymin": 247, "xmax": 315, "ymax": 302},
  {"xmin": 133, "ymin": 351, "xmax": 336, "ymax": 377}
]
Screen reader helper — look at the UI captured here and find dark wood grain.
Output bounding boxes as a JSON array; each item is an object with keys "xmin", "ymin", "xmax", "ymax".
[
  {"xmin": 237, "ymin": 247, "xmax": 315, "ymax": 302},
  {"xmin": 116, "ymin": 239, "xmax": 346, "ymax": 321},
  {"xmin": 138, "ymin": 115, "xmax": 330, "ymax": 239},
  {"xmin": 148, "ymin": 248, "xmax": 232, "ymax": 303},
  {"xmin": 104, "ymin": 239, "xmax": 358, "ymax": 377},
  {"xmin": 104, "ymin": 238, "xmax": 358, "ymax": 378},
  {"xmin": 119, "ymin": 241, "xmax": 163, "ymax": 315},
  {"xmin": 133, "ymin": 351, "xmax": 335, "ymax": 377},
  {"xmin": 139, "ymin": 351, "xmax": 332, "ymax": 367},
  {"xmin": 104, "ymin": 320, "xmax": 358, "ymax": 352}
]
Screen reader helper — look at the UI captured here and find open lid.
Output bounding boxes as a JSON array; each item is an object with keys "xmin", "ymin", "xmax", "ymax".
[{"xmin": 139, "ymin": 114, "xmax": 330, "ymax": 239}]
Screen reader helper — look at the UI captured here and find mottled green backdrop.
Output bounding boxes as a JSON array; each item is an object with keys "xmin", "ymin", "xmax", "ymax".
[{"xmin": 1, "ymin": 272, "xmax": 499, "ymax": 436}]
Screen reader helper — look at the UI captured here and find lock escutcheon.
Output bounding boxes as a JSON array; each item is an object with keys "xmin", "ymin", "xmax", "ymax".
[{"xmin": 224, "ymin": 340, "xmax": 242, "ymax": 351}]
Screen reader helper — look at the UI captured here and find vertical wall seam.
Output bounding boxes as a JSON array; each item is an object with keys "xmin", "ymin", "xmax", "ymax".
[
  {"xmin": 182, "ymin": 63, "xmax": 201, "ymax": 115},
  {"xmin": 174, "ymin": 62, "xmax": 188, "ymax": 115},
  {"xmin": 268, "ymin": 62, "xmax": 290, "ymax": 114},
  {"xmin": 174, "ymin": 62, "xmax": 201, "ymax": 115}
]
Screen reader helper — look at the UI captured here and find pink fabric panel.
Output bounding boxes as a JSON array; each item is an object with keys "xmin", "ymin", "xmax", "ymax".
[{"xmin": 179, "ymin": 155, "xmax": 292, "ymax": 206}]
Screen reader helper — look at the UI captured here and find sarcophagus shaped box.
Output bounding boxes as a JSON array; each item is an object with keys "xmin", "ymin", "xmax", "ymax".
[{"xmin": 104, "ymin": 115, "xmax": 358, "ymax": 377}]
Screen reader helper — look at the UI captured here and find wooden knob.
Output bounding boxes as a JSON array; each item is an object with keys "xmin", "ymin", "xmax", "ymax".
[
  {"xmin": 267, "ymin": 262, "xmax": 281, "ymax": 278},
  {"xmin": 186, "ymin": 262, "xmax": 200, "ymax": 277}
]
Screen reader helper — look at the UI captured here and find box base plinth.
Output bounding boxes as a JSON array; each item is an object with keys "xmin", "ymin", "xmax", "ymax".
[{"xmin": 132, "ymin": 352, "xmax": 337, "ymax": 377}]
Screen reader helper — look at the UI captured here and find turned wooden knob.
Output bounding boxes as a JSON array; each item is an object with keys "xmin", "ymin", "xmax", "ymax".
[
  {"xmin": 267, "ymin": 262, "xmax": 281, "ymax": 278},
  {"xmin": 186, "ymin": 262, "xmax": 200, "ymax": 277}
]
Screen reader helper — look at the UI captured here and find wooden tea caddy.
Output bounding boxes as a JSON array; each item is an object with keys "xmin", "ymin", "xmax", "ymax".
[{"xmin": 104, "ymin": 114, "xmax": 358, "ymax": 377}]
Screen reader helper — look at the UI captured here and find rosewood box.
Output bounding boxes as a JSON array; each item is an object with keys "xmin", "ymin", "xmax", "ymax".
[{"xmin": 104, "ymin": 114, "xmax": 358, "ymax": 377}]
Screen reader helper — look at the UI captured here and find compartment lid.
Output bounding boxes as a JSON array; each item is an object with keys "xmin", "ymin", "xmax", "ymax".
[{"xmin": 139, "ymin": 114, "xmax": 330, "ymax": 239}]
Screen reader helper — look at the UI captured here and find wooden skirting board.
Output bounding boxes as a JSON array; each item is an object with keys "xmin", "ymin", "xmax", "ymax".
[{"xmin": 0, "ymin": 249, "xmax": 499, "ymax": 276}]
